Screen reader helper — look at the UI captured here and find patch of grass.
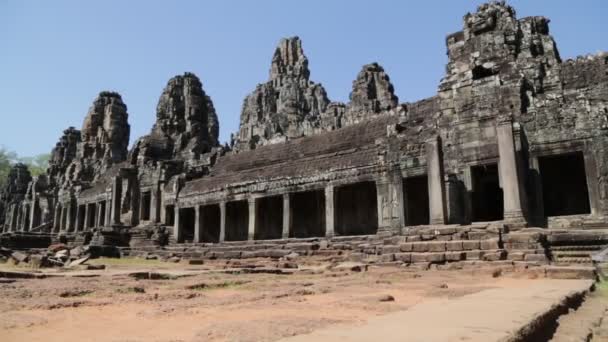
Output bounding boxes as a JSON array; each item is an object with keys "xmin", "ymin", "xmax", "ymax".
[
  {"xmin": 116, "ymin": 286, "xmax": 146, "ymax": 294},
  {"xmin": 595, "ymin": 280, "xmax": 608, "ymax": 298},
  {"xmin": 59, "ymin": 289, "xmax": 93, "ymax": 298},
  {"xmin": 187, "ymin": 280, "xmax": 250, "ymax": 291}
]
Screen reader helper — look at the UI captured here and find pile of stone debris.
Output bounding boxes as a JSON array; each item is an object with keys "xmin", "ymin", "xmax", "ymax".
[{"xmin": 0, "ymin": 244, "xmax": 101, "ymax": 269}]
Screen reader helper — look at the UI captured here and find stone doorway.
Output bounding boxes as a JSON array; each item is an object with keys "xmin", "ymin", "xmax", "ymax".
[
  {"xmin": 471, "ymin": 164, "xmax": 503, "ymax": 222},
  {"xmin": 403, "ymin": 175, "xmax": 430, "ymax": 226},
  {"xmin": 255, "ymin": 196, "xmax": 283, "ymax": 240},
  {"xmin": 140, "ymin": 191, "xmax": 151, "ymax": 221},
  {"xmin": 539, "ymin": 152, "xmax": 591, "ymax": 216},
  {"xmin": 335, "ymin": 181, "xmax": 378, "ymax": 236},
  {"xmin": 201, "ymin": 204, "xmax": 221, "ymax": 243},
  {"xmin": 178, "ymin": 207, "xmax": 195, "ymax": 243},
  {"xmin": 291, "ymin": 190, "xmax": 326, "ymax": 238},
  {"xmin": 98, "ymin": 201, "xmax": 106, "ymax": 227},
  {"xmin": 165, "ymin": 205, "xmax": 175, "ymax": 226},
  {"xmin": 225, "ymin": 200, "xmax": 248, "ymax": 241}
]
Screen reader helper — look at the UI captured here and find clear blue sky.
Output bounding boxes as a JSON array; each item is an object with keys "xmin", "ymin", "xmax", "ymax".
[{"xmin": 1, "ymin": 1, "xmax": 606, "ymax": 157}]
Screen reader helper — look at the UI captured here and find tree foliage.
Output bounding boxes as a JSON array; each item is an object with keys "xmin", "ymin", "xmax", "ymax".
[{"xmin": 0, "ymin": 146, "xmax": 50, "ymax": 190}]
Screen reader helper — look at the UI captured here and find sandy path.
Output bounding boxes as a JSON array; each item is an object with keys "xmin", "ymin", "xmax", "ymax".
[{"xmin": 281, "ymin": 279, "xmax": 593, "ymax": 342}]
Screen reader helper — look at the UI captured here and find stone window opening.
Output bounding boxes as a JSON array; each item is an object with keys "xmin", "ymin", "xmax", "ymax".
[
  {"xmin": 254, "ymin": 195, "xmax": 283, "ymax": 240},
  {"xmin": 225, "ymin": 200, "xmax": 249, "ymax": 241},
  {"xmin": 403, "ymin": 175, "xmax": 430, "ymax": 226},
  {"xmin": 178, "ymin": 207, "xmax": 195, "ymax": 243},
  {"xmin": 201, "ymin": 204, "xmax": 221, "ymax": 243},
  {"xmin": 335, "ymin": 181, "xmax": 378, "ymax": 236},
  {"xmin": 291, "ymin": 190, "xmax": 326, "ymax": 238},
  {"xmin": 471, "ymin": 163, "xmax": 504, "ymax": 222},
  {"xmin": 86, "ymin": 203, "xmax": 96, "ymax": 229},
  {"xmin": 165, "ymin": 205, "xmax": 175, "ymax": 226},
  {"xmin": 140, "ymin": 191, "xmax": 151, "ymax": 221},
  {"xmin": 539, "ymin": 152, "xmax": 591, "ymax": 217},
  {"xmin": 77, "ymin": 205, "xmax": 86, "ymax": 231},
  {"xmin": 472, "ymin": 65, "xmax": 497, "ymax": 80}
]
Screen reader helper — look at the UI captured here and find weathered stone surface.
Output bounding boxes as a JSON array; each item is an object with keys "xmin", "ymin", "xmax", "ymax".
[
  {"xmin": 341, "ymin": 63, "xmax": 398, "ymax": 126},
  {"xmin": 234, "ymin": 37, "xmax": 330, "ymax": 151}
]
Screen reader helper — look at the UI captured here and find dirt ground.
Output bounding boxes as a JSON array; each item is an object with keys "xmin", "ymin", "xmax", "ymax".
[{"xmin": 0, "ymin": 257, "xmax": 579, "ymax": 342}]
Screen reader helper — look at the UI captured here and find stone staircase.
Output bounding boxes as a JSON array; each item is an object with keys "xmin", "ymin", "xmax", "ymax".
[{"xmin": 547, "ymin": 230, "xmax": 608, "ymax": 265}]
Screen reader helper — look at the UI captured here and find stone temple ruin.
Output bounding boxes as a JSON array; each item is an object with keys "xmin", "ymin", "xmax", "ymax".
[{"xmin": 1, "ymin": 1, "xmax": 608, "ymax": 265}]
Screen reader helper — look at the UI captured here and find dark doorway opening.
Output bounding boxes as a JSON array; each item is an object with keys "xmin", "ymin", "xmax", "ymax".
[
  {"xmin": 165, "ymin": 205, "xmax": 175, "ymax": 226},
  {"xmin": 32, "ymin": 201, "xmax": 41, "ymax": 228},
  {"xmin": 335, "ymin": 181, "xmax": 378, "ymax": 236},
  {"xmin": 87, "ymin": 203, "xmax": 96, "ymax": 229},
  {"xmin": 471, "ymin": 163, "xmax": 503, "ymax": 221},
  {"xmin": 98, "ymin": 201, "xmax": 106, "ymax": 227},
  {"xmin": 225, "ymin": 200, "xmax": 248, "ymax": 241},
  {"xmin": 539, "ymin": 152, "xmax": 591, "ymax": 216},
  {"xmin": 291, "ymin": 190, "xmax": 326, "ymax": 238},
  {"xmin": 254, "ymin": 196, "xmax": 283, "ymax": 240},
  {"xmin": 201, "ymin": 204, "xmax": 221, "ymax": 243},
  {"xmin": 77, "ymin": 205, "xmax": 86, "ymax": 231},
  {"xmin": 178, "ymin": 207, "xmax": 195, "ymax": 243},
  {"xmin": 403, "ymin": 175, "xmax": 430, "ymax": 226},
  {"xmin": 141, "ymin": 192, "xmax": 151, "ymax": 221}
]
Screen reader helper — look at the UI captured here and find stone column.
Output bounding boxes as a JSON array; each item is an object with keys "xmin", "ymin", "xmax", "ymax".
[
  {"xmin": 104, "ymin": 197, "xmax": 112, "ymax": 227},
  {"xmin": 282, "ymin": 194, "xmax": 291, "ymax": 238},
  {"xmin": 11, "ymin": 204, "xmax": 19, "ymax": 232},
  {"xmin": 391, "ymin": 177, "xmax": 405, "ymax": 229},
  {"xmin": 59, "ymin": 206, "xmax": 66, "ymax": 232},
  {"xmin": 194, "ymin": 205, "xmax": 202, "ymax": 243},
  {"xmin": 66, "ymin": 201, "xmax": 75, "ymax": 232},
  {"xmin": 325, "ymin": 185, "xmax": 335, "ymax": 237},
  {"xmin": 75, "ymin": 204, "xmax": 82, "ymax": 232},
  {"xmin": 584, "ymin": 152, "xmax": 601, "ymax": 216},
  {"xmin": 29, "ymin": 200, "xmax": 37, "ymax": 230},
  {"xmin": 376, "ymin": 179, "xmax": 397, "ymax": 230},
  {"xmin": 247, "ymin": 198, "xmax": 256, "ymax": 240},
  {"xmin": 111, "ymin": 177, "xmax": 122, "ymax": 225},
  {"xmin": 96, "ymin": 203, "xmax": 103, "ymax": 228},
  {"xmin": 52, "ymin": 205, "xmax": 60, "ymax": 232},
  {"xmin": 219, "ymin": 201, "xmax": 226, "ymax": 242},
  {"xmin": 173, "ymin": 206, "xmax": 181, "ymax": 243},
  {"xmin": 150, "ymin": 187, "xmax": 160, "ymax": 223},
  {"xmin": 497, "ymin": 122, "xmax": 525, "ymax": 221},
  {"xmin": 426, "ymin": 136, "xmax": 447, "ymax": 225}
]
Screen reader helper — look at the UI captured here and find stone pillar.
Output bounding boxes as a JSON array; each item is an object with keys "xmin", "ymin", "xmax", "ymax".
[
  {"xmin": 59, "ymin": 206, "xmax": 66, "ymax": 232},
  {"xmin": 584, "ymin": 152, "xmax": 601, "ymax": 216},
  {"xmin": 29, "ymin": 200, "xmax": 36, "ymax": 230},
  {"xmin": 52, "ymin": 205, "xmax": 60, "ymax": 232},
  {"xmin": 219, "ymin": 201, "xmax": 226, "ymax": 242},
  {"xmin": 426, "ymin": 136, "xmax": 447, "ymax": 225},
  {"xmin": 194, "ymin": 205, "xmax": 202, "ymax": 243},
  {"xmin": 392, "ymin": 177, "xmax": 405, "ymax": 229},
  {"xmin": 111, "ymin": 177, "xmax": 122, "ymax": 225},
  {"xmin": 173, "ymin": 206, "xmax": 181, "ymax": 243},
  {"xmin": 497, "ymin": 122, "xmax": 525, "ymax": 221},
  {"xmin": 104, "ymin": 197, "xmax": 112, "ymax": 227},
  {"xmin": 282, "ymin": 194, "xmax": 291, "ymax": 238},
  {"xmin": 325, "ymin": 185, "xmax": 335, "ymax": 237},
  {"xmin": 75, "ymin": 204, "xmax": 82, "ymax": 232},
  {"xmin": 66, "ymin": 201, "xmax": 75, "ymax": 232},
  {"xmin": 247, "ymin": 198, "xmax": 256, "ymax": 240},
  {"xmin": 376, "ymin": 180, "xmax": 389, "ymax": 229},
  {"xmin": 11, "ymin": 204, "xmax": 19, "ymax": 232},
  {"xmin": 150, "ymin": 187, "xmax": 160, "ymax": 223},
  {"xmin": 96, "ymin": 203, "xmax": 103, "ymax": 228}
]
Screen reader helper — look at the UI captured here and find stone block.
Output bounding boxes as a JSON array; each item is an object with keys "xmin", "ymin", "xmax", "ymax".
[
  {"xmin": 410, "ymin": 253, "xmax": 428, "ymax": 263},
  {"xmin": 426, "ymin": 253, "xmax": 446, "ymax": 263},
  {"xmin": 379, "ymin": 254, "xmax": 395, "ymax": 262},
  {"xmin": 381, "ymin": 245, "xmax": 401, "ymax": 254},
  {"xmin": 446, "ymin": 241, "xmax": 464, "ymax": 251},
  {"xmin": 427, "ymin": 241, "xmax": 446, "ymax": 252},
  {"xmin": 407, "ymin": 236, "xmax": 421, "ymax": 242},
  {"xmin": 265, "ymin": 249, "xmax": 290, "ymax": 258},
  {"xmin": 524, "ymin": 254, "xmax": 548, "ymax": 263},
  {"xmin": 412, "ymin": 242, "xmax": 430, "ymax": 253},
  {"xmin": 399, "ymin": 243, "xmax": 413, "ymax": 252},
  {"xmin": 436, "ymin": 235, "xmax": 453, "ymax": 241},
  {"xmin": 465, "ymin": 250, "xmax": 483, "ymax": 260},
  {"xmin": 545, "ymin": 266, "xmax": 596, "ymax": 280},
  {"xmin": 507, "ymin": 251, "xmax": 525, "ymax": 261},
  {"xmin": 224, "ymin": 251, "xmax": 242, "ymax": 259},
  {"xmin": 445, "ymin": 251, "xmax": 466, "ymax": 262},
  {"xmin": 394, "ymin": 253, "xmax": 411, "ymax": 263},
  {"xmin": 463, "ymin": 240, "xmax": 480, "ymax": 250},
  {"xmin": 482, "ymin": 250, "xmax": 507, "ymax": 261},
  {"xmin": 480, "ymin": 239, "xmax": 500, "ymax": 250},
  {"xmin": 433, "ymin": 227, "xmax": 456, "ymax": 235}
]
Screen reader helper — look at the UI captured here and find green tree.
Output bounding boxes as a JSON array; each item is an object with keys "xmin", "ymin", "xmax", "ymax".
[
  {"xmin": 0, "ymin": 147, "xmax": 50, "ymax": 190},
  {"xmin": 0, "ymin": 147, "xmax": 18, "ymax": 190}
]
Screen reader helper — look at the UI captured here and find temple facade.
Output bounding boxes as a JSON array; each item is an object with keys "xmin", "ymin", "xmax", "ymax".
[{"xmin": 1, "ymin": 2, "xmax": 607, "ymax": 254}]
